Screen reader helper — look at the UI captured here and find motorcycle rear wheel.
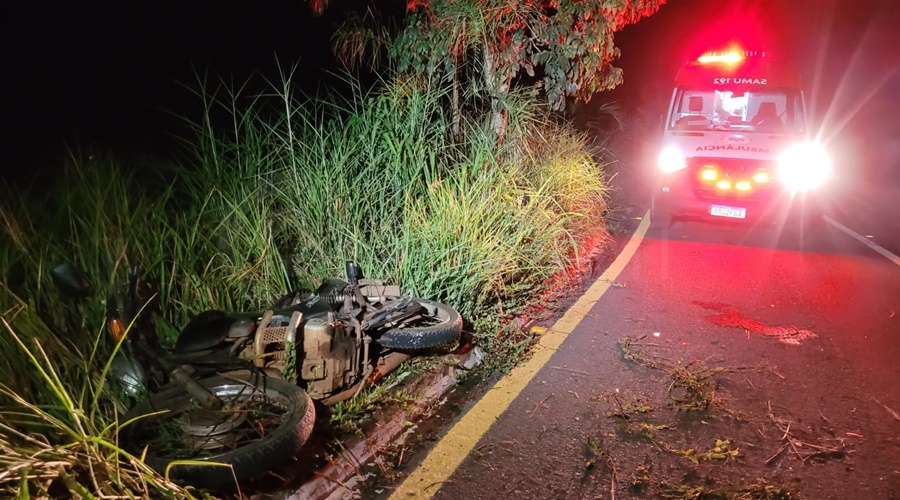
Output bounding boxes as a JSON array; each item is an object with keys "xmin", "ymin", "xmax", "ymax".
[
  {"xmin": 375, "ymin": 298, "xmax": 462, "ymax": 350},
  {"xmin": 122, "ymin": 370, "xmax": 315, "ymax": 490}
]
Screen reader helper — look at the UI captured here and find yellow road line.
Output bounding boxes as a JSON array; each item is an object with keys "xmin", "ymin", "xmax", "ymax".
[{"xmin": 389, "ymin": 212, "xmax": 651, "ymax": 499}]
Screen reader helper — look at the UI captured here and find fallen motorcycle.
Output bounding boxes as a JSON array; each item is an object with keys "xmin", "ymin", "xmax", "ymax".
[{"xmin": 52, "ymin": 261, "xmax": 462, "ymax": 489}]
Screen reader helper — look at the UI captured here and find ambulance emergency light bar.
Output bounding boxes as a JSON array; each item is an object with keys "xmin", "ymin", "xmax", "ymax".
[{"xmin": 697, "ymin": 50, "xmax": 768, "ymax": 65}]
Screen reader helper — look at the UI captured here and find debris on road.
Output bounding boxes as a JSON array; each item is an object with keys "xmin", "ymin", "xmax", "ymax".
[
  {"xmin": 460, "ymin": 347, "xmax": 485, "ymax": 370},
  {"xmin": 766, "ymin": 401, "xmax": 848, "ymax": 464},
  {"xmin": 584, "ymin": 436, "xmax": 617, "ymax": 500},
  {"xmin": 658, "ymin": 480, "xmax": 796, "ymax": 500},
  {"xmin": 617, "ymin": 335, "xmax": 759, "ymax": 413}
]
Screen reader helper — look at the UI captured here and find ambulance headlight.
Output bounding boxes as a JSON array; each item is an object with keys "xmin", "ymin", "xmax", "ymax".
[
  {"xmin": 777, "ymin": 142, "xmax": 831, "ymax": 192},
  {"xmin": 658, "ymin": 147, "xmax": 687, "ymax": 173}
]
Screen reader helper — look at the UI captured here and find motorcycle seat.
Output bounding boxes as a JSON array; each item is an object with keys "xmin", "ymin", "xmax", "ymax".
[{"xmin": 174, "ymin": 310, "xmax": 255, "ymax": 354}]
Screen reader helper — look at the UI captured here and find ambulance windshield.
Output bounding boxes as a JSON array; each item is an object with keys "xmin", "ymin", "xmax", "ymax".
[{"xmin": 668, "ymin": 88, "xmax": 805, "ymax": 134}]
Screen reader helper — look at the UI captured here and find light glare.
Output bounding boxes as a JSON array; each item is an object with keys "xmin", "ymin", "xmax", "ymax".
[
  {"xmin": 778, "ymin": 142, "xmax": 831, "ymax": 192},
  {"xmin": 658, "ymin": 147, "xmax": 687, "ymax": 173}
]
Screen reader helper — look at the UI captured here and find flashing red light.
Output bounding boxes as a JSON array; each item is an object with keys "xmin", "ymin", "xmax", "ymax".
[{"xmin": 697, "ymin": 51, "xmax": 742, "ymax": 64}]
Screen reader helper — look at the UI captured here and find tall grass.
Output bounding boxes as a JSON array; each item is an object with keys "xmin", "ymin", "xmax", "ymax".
[
  {"xmin": 0, "ymin": 72, "xmax": 610, "ymax": 496},
  {"xmin": 256, "ymin": 76, "xmax": 610, "ymax": 323},
  {"xmin": 0, "ymin": 317, "xmax": 207, "ymax": 498},
  {"xmin": 0, "ymin": 156, "xmax": 219, "ymax": 497}
]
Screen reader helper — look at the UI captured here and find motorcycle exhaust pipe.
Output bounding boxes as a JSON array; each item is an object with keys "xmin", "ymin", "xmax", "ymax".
[{"xmin": 321, "ymin": 352, "xmax": 411, "ymax": 406}]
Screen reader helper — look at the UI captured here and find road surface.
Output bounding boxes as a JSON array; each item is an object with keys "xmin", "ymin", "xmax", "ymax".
[{"xmin": 381, "ymin": 180, "xmax": 900, "ymax": 500}]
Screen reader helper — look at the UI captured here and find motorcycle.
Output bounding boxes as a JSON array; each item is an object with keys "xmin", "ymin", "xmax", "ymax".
[{"xmin": 51, "ymin": 261, "xmax": 462, "ymax": 489}]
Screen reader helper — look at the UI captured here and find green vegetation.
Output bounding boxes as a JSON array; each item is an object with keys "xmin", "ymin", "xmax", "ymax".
[
  {"xmin": 0, "ymin": 2, "xmax": 679, "ymax": 497},
  {"xmin": 393, "ymin": 0, "xmax": 664, "ymax": 114},
  {"xmin": 0, "ymin": 319, "xmax": 213, "ymax": 498},
  {"xmin": 0, "ymin": 0, "xmax": 672, "ymax": 493},
  {"xmin": 0, "ymin": 74, "xmax": 610, "ymax": 496},
  {"xmin": 335, "ymin": 0, "xmax": 662, "ymax": 140},
  {"xmin": 329, "ymin": 364, "xmax": 424, "ymax": 434},
  {"xmin": 594, "ymin": 391, "xmax": 654, "ymax": 418}
]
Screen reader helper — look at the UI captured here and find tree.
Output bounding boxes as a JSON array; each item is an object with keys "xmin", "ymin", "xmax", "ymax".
[{"xmin": 391, "ymin": 0, "xmax": 665, "ymax": 138}]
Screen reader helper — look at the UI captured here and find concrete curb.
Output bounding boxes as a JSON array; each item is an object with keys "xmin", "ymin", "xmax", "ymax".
[{"xmin": 285, "ymin": 355, "xmax": 470, "ymax": 500}]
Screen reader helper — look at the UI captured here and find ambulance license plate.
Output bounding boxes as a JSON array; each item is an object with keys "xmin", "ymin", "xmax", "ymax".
[{"xmin": 710, "ymin": 205, "xmax": 746, "ymax": 219}]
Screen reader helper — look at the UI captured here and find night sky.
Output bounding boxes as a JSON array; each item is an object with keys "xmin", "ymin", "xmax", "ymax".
[
  {"xmin": 1, "ymin": 0, "xmax": 338, "ymax": 175},
  {"xmin": 2, "ymin": 0, "xmax": 898, "ymax": 179}
]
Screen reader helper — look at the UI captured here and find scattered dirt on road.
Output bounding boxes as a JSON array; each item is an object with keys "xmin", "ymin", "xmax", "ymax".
[{"xmin": 593, "ymin": 337, "xmax": 856, "ymax": 499}]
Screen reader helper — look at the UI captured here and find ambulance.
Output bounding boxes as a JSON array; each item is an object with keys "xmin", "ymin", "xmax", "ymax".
[{"xmin": 651, "ymin": 49, "xmax": 830, "ymax": 229}]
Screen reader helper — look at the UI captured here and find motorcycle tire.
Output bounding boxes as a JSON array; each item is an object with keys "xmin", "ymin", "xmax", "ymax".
[
  {"xmin": 375, "ymin": 298, "xmax": 463, "ymax": 350},
  {"xmin": 121, "ymin": 370, "xmax": 315, "ymax": 490}
]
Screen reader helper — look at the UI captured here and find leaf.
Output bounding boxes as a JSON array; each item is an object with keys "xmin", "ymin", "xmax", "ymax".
[
  {"xmin": 17, "ymin": 467, "xmax": 29, "ymax": 500},
  {"xmin": 391, "ymin": 0, "xmax": 663, "ymax": 110}
]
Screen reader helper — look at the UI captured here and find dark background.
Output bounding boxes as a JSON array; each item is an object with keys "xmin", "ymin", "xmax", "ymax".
[
  {"xmin": 1, "ymin": 0, "xmax": 897, "ymax": 180},
  {"xmin": 1, "ymin": 0, "xmax": 338, "ymax": 174}
]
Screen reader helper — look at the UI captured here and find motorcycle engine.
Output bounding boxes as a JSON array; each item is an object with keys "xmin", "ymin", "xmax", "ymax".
[
  {"xmin": 300, "ymin": 316, "xmax": 359, "ymax": 400},
  {"xmin": 244, "ymin": 278, "xmax": 400, "ymax": 401},
  {"xmin": 244, "ymin": 308, "xmax": 359, "ymax": 400}
]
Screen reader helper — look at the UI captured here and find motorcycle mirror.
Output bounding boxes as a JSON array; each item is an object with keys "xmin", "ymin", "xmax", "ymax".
[
  {"xmin": 51, "ymin": 262, "xmax": 91, "ymax": 299},
  {"xmin": 345, "ymin": 261, "xmax": 363, "ymax": 286}
]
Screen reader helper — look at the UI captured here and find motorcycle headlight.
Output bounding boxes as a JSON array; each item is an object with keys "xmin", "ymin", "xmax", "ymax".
[
  {"xmin": 778, "ymin": 142, "xmax": 831, "ymax": 192},
  {"xmin": 658, "ymin": 146, "xmax": 687, "ymax": 173}
]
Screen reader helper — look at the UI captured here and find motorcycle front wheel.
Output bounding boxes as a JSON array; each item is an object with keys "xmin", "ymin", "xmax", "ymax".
[
  {"xmin": 121, "ymin": 370, "xmax": 315, "ymax": 490},
  {"xmin": 375, "ymin": 298, "xmax": 463, "ymax": 350}
]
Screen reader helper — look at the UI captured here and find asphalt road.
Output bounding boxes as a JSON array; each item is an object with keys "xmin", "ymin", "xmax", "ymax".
[{"xmin": 385, "ymin": 180, "xmax": 900, "ymax": 500}]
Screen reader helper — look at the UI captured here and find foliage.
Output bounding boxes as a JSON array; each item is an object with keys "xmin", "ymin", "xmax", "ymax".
[
  {"xmin": 0, "ymin": 318, "xmax": 212, "ymax": 498},
  {"xmin": 328, "ymin": 367, "xmax": 421, "ymax": 434},
  {"xmin": 0, "ymin": 73, "xmax": 610, "ymax": 495},
  {"xmin": 332, "ymin": 8, "xmax": 398, "ymax": 71},
  {"xmin": 670, "ymin": 439, "xmax": 739, "ymax": 465},
  {"xmin": 392, "ymin": 0, "xmax": 666, "ymax": 111}
]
